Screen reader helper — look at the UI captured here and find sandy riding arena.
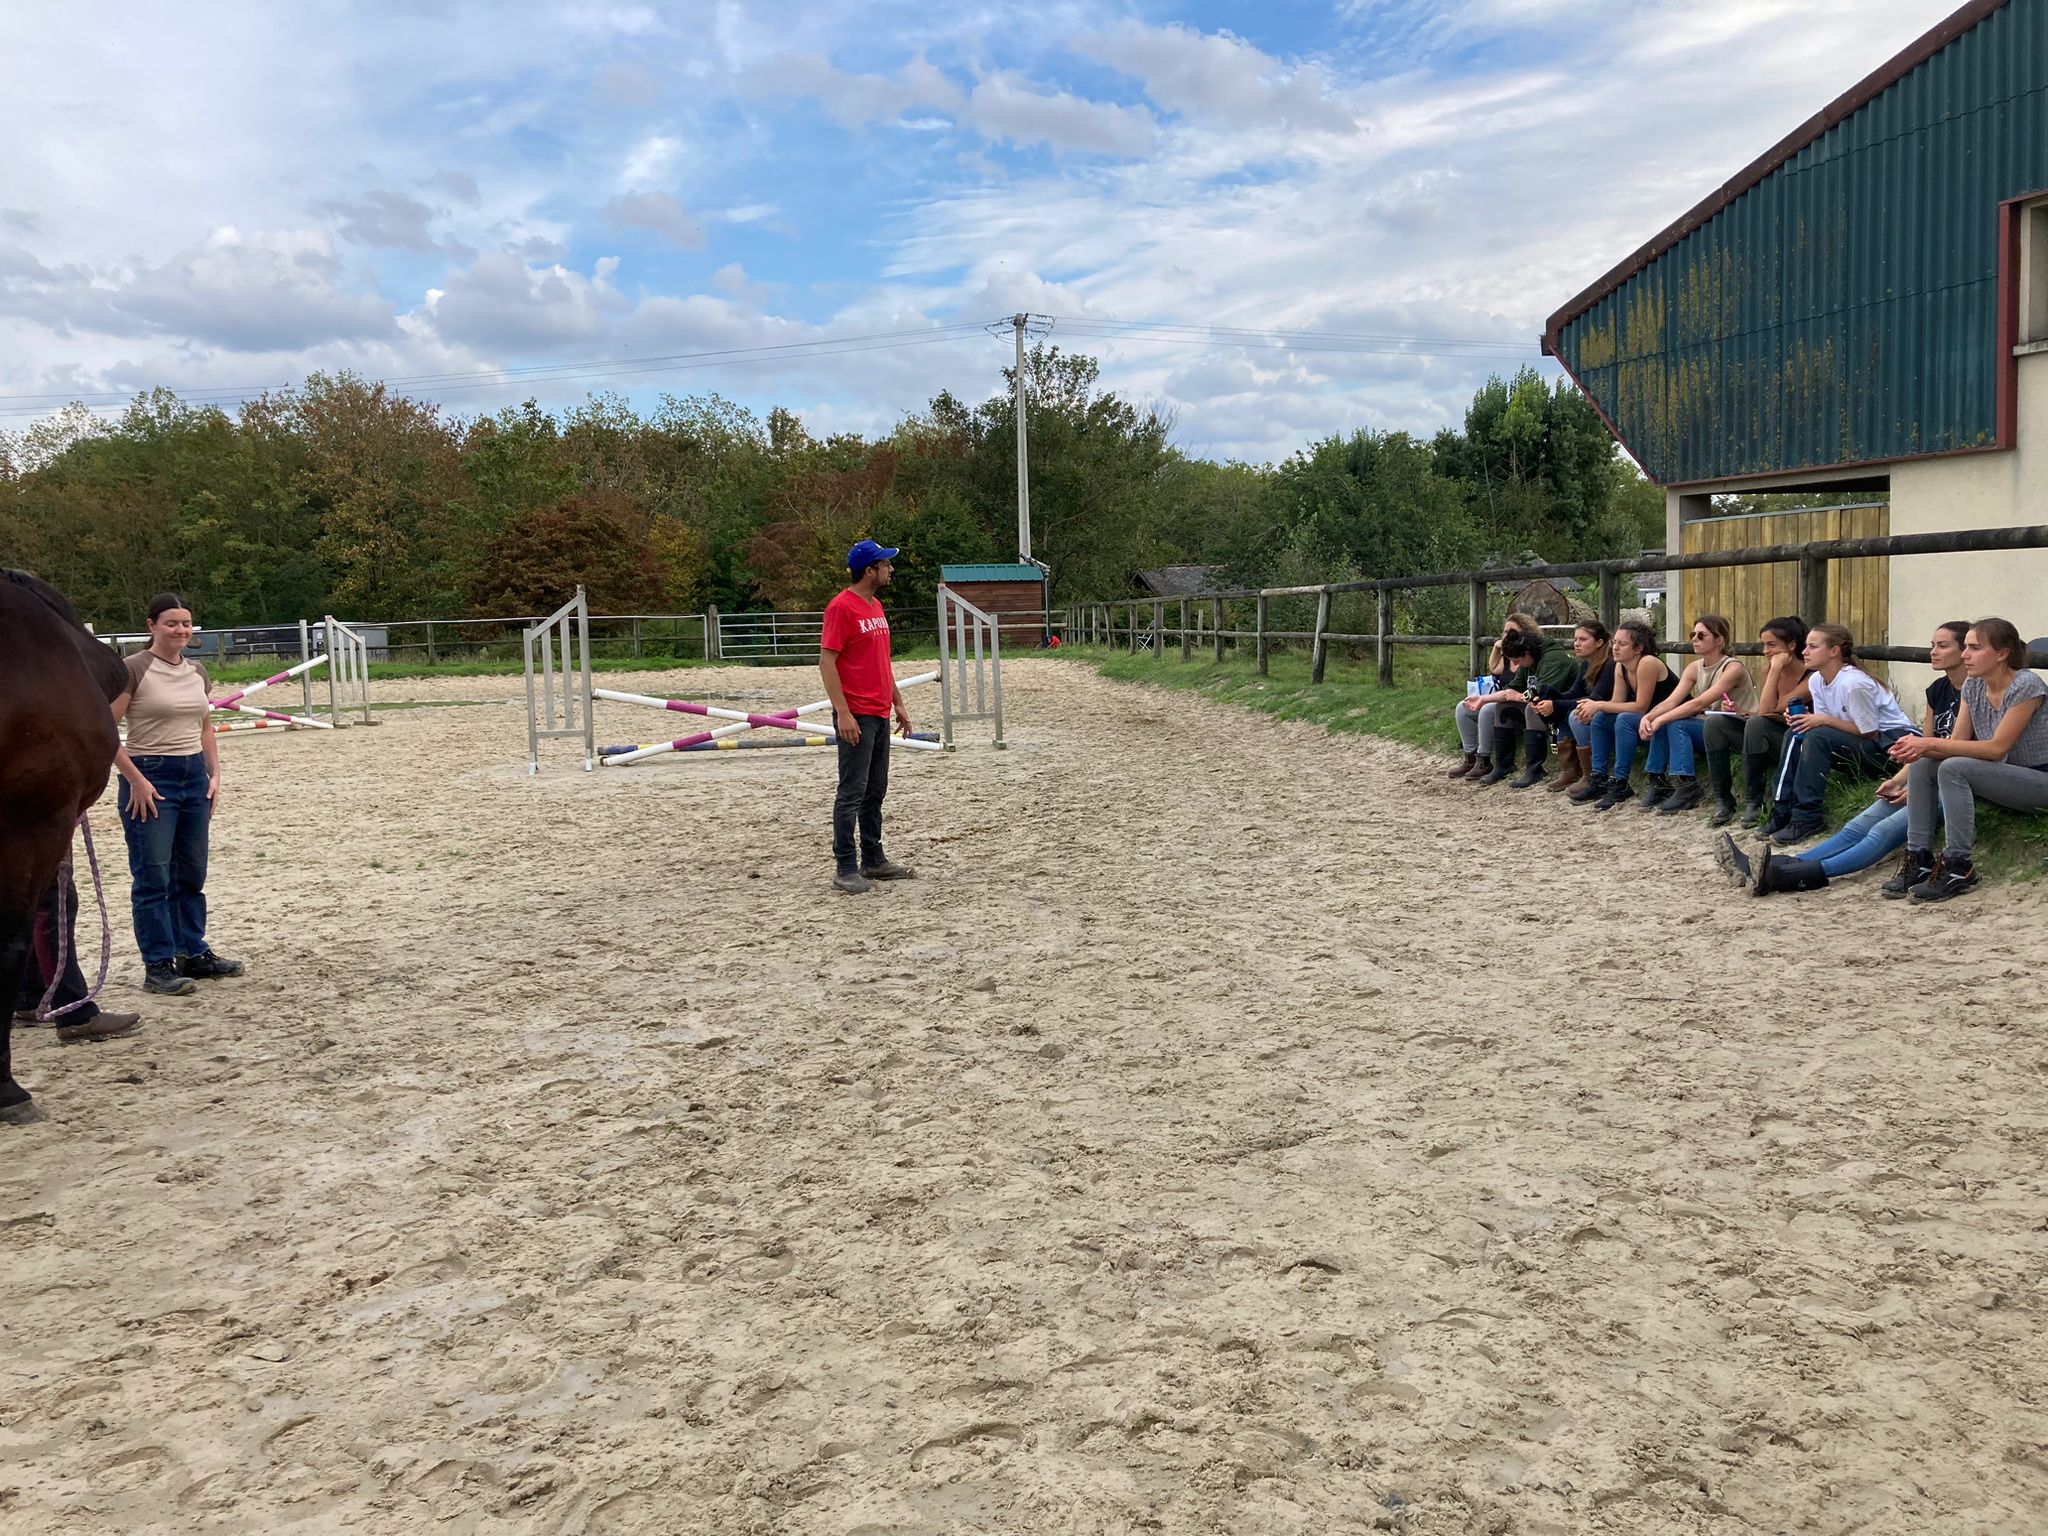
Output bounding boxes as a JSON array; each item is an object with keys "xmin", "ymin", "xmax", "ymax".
[{"xmin": 4, "ymin": 658, "xmax": 2047, "ymax": 1535}]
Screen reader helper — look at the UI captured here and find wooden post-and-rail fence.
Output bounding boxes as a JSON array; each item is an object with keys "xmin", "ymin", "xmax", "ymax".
[{"xmin": 1063, "ymin": 525, "xmax": 2048, "ymax": 676}]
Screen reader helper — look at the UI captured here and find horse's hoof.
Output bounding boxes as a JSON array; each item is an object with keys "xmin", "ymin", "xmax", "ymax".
[{"xmin": 0, "ymin": 1079, "xmax": 39, "ymax": 1126}]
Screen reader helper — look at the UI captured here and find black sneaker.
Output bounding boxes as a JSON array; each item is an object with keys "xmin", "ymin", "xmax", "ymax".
[
  {"xmin": 831, "ymin": 870, "xmax": 873, "ymax": 895},
  {"xmin": 175, "ymin": 951, "xmax": 244, "ymax": 980},
  {"xmin": 144, "ymin": 963, "xmax": 197, "ymax": 996},
  {"xmin": 1656, "ymin": 780, "xmax": 1704, "ymax": 815},
  {"xmin": 1770, "ymin": 818, "xmax": 1824, "ymax": 846},
  {"xmin": 861, "ymin": 858, "xmax": 915, "ymax": 880},
  {"xmin": 1882, "ymin": 849, "xmax": 1935, "ymax": 899},
  {"xmin": 1910, "ymin": 857, "xmax": 1980, "ymax": 903}
]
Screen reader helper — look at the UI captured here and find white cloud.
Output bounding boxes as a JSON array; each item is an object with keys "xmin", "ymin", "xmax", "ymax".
[
  {"xmin": 424, "ymin": 253, "xmax": 630, "ymax": 351},
  {"xmin": 742, "ymin": 51, "xmax": 962, "ymax": 127},
  {"xmin": 619, "ymin": 133, "xmax": 684, "ymax": 187},
  {"xmin": 601, "ymin": 191, "xmax": 706, "ymax": 249},
  {"xmin": 965, "ymin": 73, "xmax": 1157, "ymax": 156},
  {"xmin": 1070, "ymin": 23, "xmax": 1358, "ymax": 134}
]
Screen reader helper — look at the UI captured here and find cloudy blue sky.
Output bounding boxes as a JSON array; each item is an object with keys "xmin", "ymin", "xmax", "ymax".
[{"xmin": 2, "ymin": 0, "xmax": 1952, "ymax": 463}]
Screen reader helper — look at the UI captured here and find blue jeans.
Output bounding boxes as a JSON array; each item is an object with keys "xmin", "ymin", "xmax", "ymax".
[
  {"xmin": 1802, "ymin": 797, "xmax": 1921, "ymax": 879},
  {"xmin": 1612, "ymin": 711, "xmax": 1653, "ymax": 778},
  {"xmin": 119, "ymin": 753, "xmax": 212, "ymax": 967},
  {"xmin": 1648, "ymin": 716, "xmax": 1706, "ymax": 776},
  {"xmin": 1781, "ymin": 725, "xmax": 1913, "ymax": 821},
  {"xmin": 831, "ymin": 716, "xmax": 890, "ymax": 873}
]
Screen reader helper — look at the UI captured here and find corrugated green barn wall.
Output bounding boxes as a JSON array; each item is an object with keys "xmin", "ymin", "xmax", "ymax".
[{"xmin": 1557, "ymin": 0, "xmax": 2048, "ymax": 484}]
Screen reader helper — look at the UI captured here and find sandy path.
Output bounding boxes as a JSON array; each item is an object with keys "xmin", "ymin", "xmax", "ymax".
[{"xmin": 3, "ymin": 658, "xmax": 2046, "ymax": 1535}]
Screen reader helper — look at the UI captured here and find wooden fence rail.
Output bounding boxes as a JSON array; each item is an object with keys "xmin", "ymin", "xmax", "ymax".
[{"xmin": 1060, "ymin": 525, "xmax": 2048, "ymax": 680}]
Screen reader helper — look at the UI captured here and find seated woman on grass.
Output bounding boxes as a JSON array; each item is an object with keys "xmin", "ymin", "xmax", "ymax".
[
  {"xmin": 1448, "ymin": 612, "xmax": 1544, "ymax": 780},
  {"xmin": 1475, "ymin": 624, "xmax": 1583, "ymax": 787},
  {"xmin": 1704, "ymin": 615, "xmax": 1810, "ymax": 828},
  {"xmin": 1764, "ymin": 623, "xmax": 1920, "ymax": 846},
  {"xmin": 1631, "ymin": 613, "xmax": 1755, "ymax": 817},
  {"xmin": 1579, "ymin": 620, "xmax": 1677, "ymax": 810},
  {"xmin": 1720, "ymin": 622, "xmax": 1967, "ymax": 895},
  {"xmin": 1885, "ymin": 618, "xmax": 2048, "ymax": 902},
  {"xmin": 1540, "ymin": 621, "xmax": 1613, "ymax": 796}
]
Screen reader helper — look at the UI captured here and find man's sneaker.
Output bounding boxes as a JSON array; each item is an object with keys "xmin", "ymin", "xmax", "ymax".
[
  {"xmin": 860, "ymin": 858, "xmax": 915, "ymax": 880},
  {"xmin": 1770, "ymin": 818, "xmax": 1824, "ymax": 846},
  {"xmin": 831, "ymin": 870, "xmax": 874, "ymax": 895},
  {"xmin": 175, "ymin": 951, "xmax": 244, "ymax": 980},
  {"xmin": 58, "ymin": 1012, "xmax": 142, "ymax": 1045},
  {"xmin": 144, "ymin": 963, "xmax": 197, "ymax": 996},
  {"xmin": 1910, "ymin": 856, "xmax": 1980, "ymax": 903}
]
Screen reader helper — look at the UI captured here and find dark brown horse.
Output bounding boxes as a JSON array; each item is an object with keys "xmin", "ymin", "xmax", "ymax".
[{"xmin": 0, "ymin": 571, "xmax": 127, "ymax": 1120}]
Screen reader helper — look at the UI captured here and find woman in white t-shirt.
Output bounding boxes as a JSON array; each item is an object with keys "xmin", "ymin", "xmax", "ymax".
[
  {"xmin": 1764, "ymin": 622, "xmax": 1918, "ymax": 846},
  {"xmin": 1888, "ymin": 617, "xmax": 2048, "ymax": 901},
  {"xmin": 110, "ymin": 593, "xmax": 242, "ymax": 997}
]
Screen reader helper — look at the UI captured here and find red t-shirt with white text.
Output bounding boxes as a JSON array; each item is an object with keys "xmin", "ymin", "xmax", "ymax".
[{"xmin": 821, "ymin": 588, "xmax": 895, "ymax": 715}]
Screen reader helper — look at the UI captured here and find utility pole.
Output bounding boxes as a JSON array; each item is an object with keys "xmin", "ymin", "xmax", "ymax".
[{"xmin": 1012, "ymin": 312, "xmax": 1031, "ymax": 562}]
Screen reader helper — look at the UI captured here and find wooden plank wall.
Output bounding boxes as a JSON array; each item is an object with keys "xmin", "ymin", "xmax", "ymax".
[{"xmin": 1681, "ymin": 504, "xmax": 1890, "ymax": 679}]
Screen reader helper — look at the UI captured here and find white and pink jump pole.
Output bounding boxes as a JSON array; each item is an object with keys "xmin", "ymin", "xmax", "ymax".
[{"xmin": 597, "ymin": 670, "xmax": 942, "ymax": 766}]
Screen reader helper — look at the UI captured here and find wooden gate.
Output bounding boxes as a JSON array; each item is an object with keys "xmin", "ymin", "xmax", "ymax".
[{"xmin": 1681, "ymin": 502, "xmax": 1890, "ymax": 655}]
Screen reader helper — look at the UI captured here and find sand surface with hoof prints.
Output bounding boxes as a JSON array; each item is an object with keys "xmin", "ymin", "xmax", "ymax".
[{"xmin": 3, "ymin": 657, "xmax": 2046, "ymax": 1535}]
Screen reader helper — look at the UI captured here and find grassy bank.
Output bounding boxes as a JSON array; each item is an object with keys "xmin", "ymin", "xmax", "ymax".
[{"xmin": 1068, "ymin": 643, "xmax": 2048, "ymax": 884}]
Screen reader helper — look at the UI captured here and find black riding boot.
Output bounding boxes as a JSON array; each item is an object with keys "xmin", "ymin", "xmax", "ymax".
[
  {"xmin": 1509, "ymin": 729, "xmax": 1548, "ymax": 789},
  {"xmin": 1705, "ymin": 747, "xmax": 1738, "ymax": 825},
  {"xmin": 1742, "ymin": 751, "xmax": 1773, "ymax": 824},
  {"xmin": 1753, "ymin": 848, "xmax": 1830, "ymax": 896},
  {"xmin": 1475, "ymin": 728, "xmax": 1518, "ymax": 786},
  {"xmin": 1656, "ymin": 776, "xmax": 1704, "ymax": 815}
]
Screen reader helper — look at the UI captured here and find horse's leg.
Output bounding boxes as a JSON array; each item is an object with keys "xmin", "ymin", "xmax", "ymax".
[
  {"xmin": 0, "ymin": 821, "xmax": 76, "ymax": 1122},
  {"xmin": 0, "ymin": 917, "xmax": 34, "ymax": 1120}
]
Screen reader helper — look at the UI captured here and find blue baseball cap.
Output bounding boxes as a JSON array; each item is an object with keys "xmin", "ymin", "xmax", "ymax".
[{"xmin": 847, "ymin": 538, "xmax": 899, "ymax": 573}]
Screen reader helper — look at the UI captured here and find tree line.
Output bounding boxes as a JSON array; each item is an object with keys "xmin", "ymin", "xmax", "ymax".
[{"xmin": 0, "ymin": 349, "xmax": 1664, "ymax": 633}]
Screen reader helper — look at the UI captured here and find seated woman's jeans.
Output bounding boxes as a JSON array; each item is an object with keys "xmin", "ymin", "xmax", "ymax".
[
  {"xmin": 1803, "ymin": 797, "xmax": 1920, "ymax": 879},
  {"xmin": 1647, "ymin": 715, "xmax": 1706, "ymax": 776},
  {"xmin": 1574, "ymin": 713, "xmax": 1609, "ymax": 776}
]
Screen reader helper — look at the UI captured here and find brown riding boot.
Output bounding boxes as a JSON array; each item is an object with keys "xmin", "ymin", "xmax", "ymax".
[
  {"xmin": 1446, "ymin": 752, "xmax": 1478, "ymax": 780},
  {"xmin": 1546, "ymin": 738, "xmax": 1583, "ymax": 793}
]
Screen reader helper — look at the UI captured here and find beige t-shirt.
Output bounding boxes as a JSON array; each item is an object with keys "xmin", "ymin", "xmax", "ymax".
[
  {"xmin": 122, "ymin": 652, "xmax": 212, "ymax": 756},
  {"xmin": 1696, "ymin": 655, "xmax": 1756, "ymax": 715}
]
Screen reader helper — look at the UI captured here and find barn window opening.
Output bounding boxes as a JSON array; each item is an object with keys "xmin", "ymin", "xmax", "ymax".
[{"xmin": 2022, "ymin": 196, "xmax": 2048, "ymax": 349}]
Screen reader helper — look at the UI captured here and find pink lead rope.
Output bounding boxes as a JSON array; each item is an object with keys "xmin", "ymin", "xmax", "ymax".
[{"xmin": 34, "ymin": 814, "xmax": 112, "ymax": 1022}]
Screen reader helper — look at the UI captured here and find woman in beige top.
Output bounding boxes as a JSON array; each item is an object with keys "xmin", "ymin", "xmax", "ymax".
[
  {"xmin": 1636, "ymin": 614, "xmax": 1755, "ymax": 817},
  {"xmin": 111, "ymin": 594, "xmax": 241, "ymax": 996}
]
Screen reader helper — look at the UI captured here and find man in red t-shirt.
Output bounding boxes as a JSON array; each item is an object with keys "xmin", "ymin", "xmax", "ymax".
[{"xmin": 820, "ymin": 539, "xmax": 916, "ymax": 893}]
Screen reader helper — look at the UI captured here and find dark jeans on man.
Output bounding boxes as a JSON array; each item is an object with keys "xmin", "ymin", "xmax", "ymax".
[
  {"xmin": 832, "ymin": 715, "xmax": 891, "ymax": 874},
  {"xmin": 13, "ymin": 866, "xmax": 99, "ymax": 1024},
  {"xmin": 1782, "ymin": 724, "xmax": 1915, "ymax": 821},
  {"xmin": 118, "ymin": 752, "xmax": 212, "ymax": 967}
]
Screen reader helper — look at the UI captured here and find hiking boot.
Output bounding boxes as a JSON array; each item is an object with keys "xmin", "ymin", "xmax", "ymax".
[
  {"xmin": 58, "ymin": 1011, "xmax": 142, "ymax": 1045},
  {"xmin": 831, "ymin": 870, "xmax": 874, "ymax": 895},
  {"xmin": 1771, "ymin": 817, "xmax": 1824, "ymax": 846},
  {"xmin": 1464, "ymin": 754, "xmax": 1493, "ymax": 784},
  {"xmin": 144, "ymin": 963, "xmax": 197, "ymax": 996},
  {"xmin": 1882, "ymin": 848, "xmax": 1935, "ymax": 900},
  {"xmin": 1636, "ymin": 773, "xmax": 1673, "ymax": 813},
  {"xmin": 1593, "ymin": 778, "xmax": 1636, "ymax": 812},
  {"xmin": 1753, "ymin": 849, "xmax": 1828, "ymax": 897},
  {"xmin": 861, "ymin": 858, "xmax": 915, "ymax": 880},
  {"xmin": 1715, "ymin": 832, "xmax": 1754, "ymax": 887},
  {"xmin": 1707, "ymin": 794, "xmax": 1739, "ymax": 828},
  {"xmin": 1567, "ymin": 773, "xmax": 1609, "ymax": 804},
  {"xmin": 1910, "ymin": 856, "xmax": 1979, "ymax": 903},
  {"xmin": 175, "ymin": 950, "xmax": 244, "ymax": 980},
  {"xmin": 1446, "ymin": 752, "xmax": 1479, "ymax": 780},
  {"xmin": 1656, "ymin": 779, "xmax": 1704, "ymax": 816}
]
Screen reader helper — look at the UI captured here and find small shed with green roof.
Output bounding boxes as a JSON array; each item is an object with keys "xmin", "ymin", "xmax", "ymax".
[{"xmin": 939, "ymin": 563, "xmax": 1050, "ymax": 639}]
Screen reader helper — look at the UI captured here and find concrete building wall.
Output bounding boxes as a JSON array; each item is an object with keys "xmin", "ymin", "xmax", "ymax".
[{"xmin": 1888, "ymin": 349, "xmax": 2048, "ymax": 650}]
